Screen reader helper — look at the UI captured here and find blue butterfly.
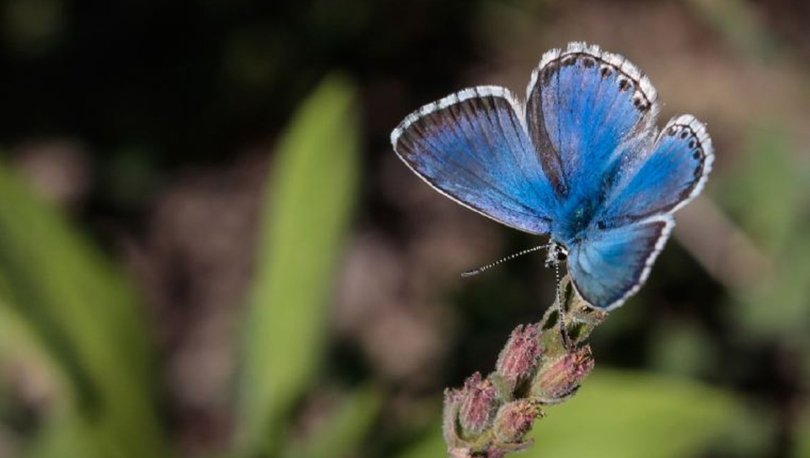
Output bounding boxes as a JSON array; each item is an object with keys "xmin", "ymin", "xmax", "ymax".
[{"xmin": 390, "ymin": 42, "xmax": 713, "ymax": 311}]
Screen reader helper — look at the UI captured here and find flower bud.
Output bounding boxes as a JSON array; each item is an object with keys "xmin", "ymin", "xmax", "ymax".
[
  {"xmin": 442, "ymin": 388, "xmax": 464, "ymax": 447},
  {"xmin": 458, "ymin": 372, "xmax": 499, "ymax": 438},
  {"xmin": 492, "ymin": 399, "xmax": 541, "ymax": 445},
  {"xmin": 531, "ymin": 346, "xmax": 594, "ymax": 403},
  {"xmin": 496, "ymin": 324, "xmax": 542, "ymax": 393},
  {"xmin": 448, "ymin": 447, "xmax": 474, "ymax": 458}
]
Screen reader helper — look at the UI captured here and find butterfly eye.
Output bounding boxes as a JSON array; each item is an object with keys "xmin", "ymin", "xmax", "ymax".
[{"xmin": 556, "ymin": 250, "xmax": 568, "ymax": 262}]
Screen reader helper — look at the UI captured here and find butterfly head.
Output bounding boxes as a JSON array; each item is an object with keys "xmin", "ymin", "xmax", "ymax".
[{"xmin": 544, "ymin": 241, "xmax": 568, "ymax": 268}]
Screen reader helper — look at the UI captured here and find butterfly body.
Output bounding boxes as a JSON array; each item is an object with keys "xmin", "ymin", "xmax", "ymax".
[
  {"xmin": 552, "ymin": 191, "xmax": 600, "ymax": 244},
  {"xmin": 391, "ymin": 42, "xmax": 713, "ymax": 311}
]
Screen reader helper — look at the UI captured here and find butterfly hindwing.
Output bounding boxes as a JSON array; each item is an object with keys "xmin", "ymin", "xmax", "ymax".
[
  {"xmin": 568, "ymin": 216, "xmax": 674, "ymax": 310},
  {"xmin": 525, "ymin": 43, "xmax": 658, "ymax": 200},
  {"xmin": 600, "ymin": 115, "xmax": 714, "ymax": 225},
  {"xmin": 391, "ymin": 86, "xmax": 558, "ymax": 234}
]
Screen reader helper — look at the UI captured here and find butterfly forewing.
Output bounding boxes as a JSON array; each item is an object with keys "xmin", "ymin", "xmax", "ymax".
[
  {"xmin": 391, "ymin": 86, "xmax": 558, "ymax": 234},
  {"xmin": 526, "ymin": 43, "xmax": 658, "ymax": 200}
]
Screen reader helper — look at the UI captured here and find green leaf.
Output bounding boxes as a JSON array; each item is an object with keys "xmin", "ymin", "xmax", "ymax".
[
  {"xmin": 648, "ymin": 320, "xmax": 715, "ymax": 378},
  {"xmin": 397, "ymin": 370, "xmax": 749, "ymax": 458},
  {"xmin": 395, "ymin": 426, "xmax": 444, "ymax": 458},
  {"xmin": 686, "ymin": 0, "xmax": 780, "ymax": 60},
  {"xmin": 530, "ymin": 371, "xmax": 752, "ymax": 458},
  {"xmin": 279, "ymin": 388, "xmax": 381, "ymax": 458},
  {"xmin": 0, "ymin": 298, "xmax": 100, "ymax": 458},
  {"xmin": 797, "ymin": 408, "xmax": 810, "ymax": 458},
  {"xmin": 719, "ymin": 126, "xmax": 810, "ymax": 339},
  {"xmin": 236, "ymin": 75, "xmax": 360, "ymax": 455},
  {"xmin": 0, "ymin": 163, "xmax": 166, "ymax": 458}
]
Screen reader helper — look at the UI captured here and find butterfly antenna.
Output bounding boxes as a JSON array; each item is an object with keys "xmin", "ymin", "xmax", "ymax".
[{"xmin": 461, "ymin": 244, "xmax": 549, "ymax": 278}]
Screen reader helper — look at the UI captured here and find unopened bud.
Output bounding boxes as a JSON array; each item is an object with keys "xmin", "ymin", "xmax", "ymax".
[
  {"xmin": 458, "ymin": 372, "xmax": 499, "ymax": 438},
  {"xmin": 448, "ymin": 447, "xmax": 474, "ymax": 458},
  {"xmin": 492, "ymin": 399, "xmax": 541, "ymax": 445},
  {"xmin": 496, "ymin": 324, "xmax": 542, "ymax": 393},
  {"xmin": 531, "ymin": 346, "xmax": 594, "ymax": 403},
  {"xmin": 442, "ymin": 388, "xmax": 464, "ymax": 447}
]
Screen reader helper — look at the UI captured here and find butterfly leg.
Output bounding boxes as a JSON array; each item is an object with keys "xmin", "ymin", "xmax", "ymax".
[{"xmin": 546, "ymin": 241, "xmax": 572, "ymax": 349}]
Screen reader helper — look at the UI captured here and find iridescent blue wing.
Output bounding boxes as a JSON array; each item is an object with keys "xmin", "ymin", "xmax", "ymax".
[
  {"xmin": 525, "ymin": 42, "xmax": 658, "ymax": 202},
  {"xmin": 391, "ymin": 86, "xmax": 558, "ymax": 234},
  {"xmin": 599, "ymin": 115, "xmax": 714, "ymax": 225},
  {"xmin": 568, "ymin": 216, "xmax": 674, "ymax": 310}
]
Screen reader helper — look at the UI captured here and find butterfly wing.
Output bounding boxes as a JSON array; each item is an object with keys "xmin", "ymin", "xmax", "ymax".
[
  {"xmin": 568, "ymin": 216, "xmax": 674, "ymax": 310},
  {"xmin": 391, "ymin": 86, "xmax": 558, "ymax": 234},
  {"xmin": 599, "ymin": 115, "xmax": 714, "ymax": 226},
  {"xmin": 526, "ymin": 43, "xmax": 712, "ymax": 310},
  {"xmin": 525, "ymin": 42, "xmax": 659, "ymax": 201}
]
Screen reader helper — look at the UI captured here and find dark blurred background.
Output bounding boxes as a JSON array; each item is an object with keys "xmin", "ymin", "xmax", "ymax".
[{"xmin": 0, "ymin": 1, "xmax": 808, "ymax": 457}]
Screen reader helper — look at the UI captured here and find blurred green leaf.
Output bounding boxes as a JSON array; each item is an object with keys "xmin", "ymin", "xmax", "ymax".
[
  {"xmin": 2, "ymin": 0, "xmax": 65, "ymax": 57},
  {"xmin": 0, "ymin": 298, "xmax": 100, "ymax": 458},
  {"xmin": 712, "ymin": 400, "xmax": 775, "ymax": 457},
  {"xmin": 398, "ymin": 370, "xmax": 749, "ymax": 458},
  {"xmin": 797, "ymin": 409, "xmax": 810, "ymax": 458},
  {"xmin": 279, "ymin": 388, "xmax": 381, "ymax": 458},
  {"xmin": 395, "ymin": 423, "xmax": 444, "ymax": 458},
  {"xmin": 530, "ymin": 371, "xmax": 755, "ymax": 458},
  {"xmin": 649, "ymin": 320, "xmax": 714, "ymax": 378},
  {"xmin": 719, "ymin": 126, "xmax": 810, "ymax": 338},
  {"xmin": 687, "ymin": 0, "xmax": 780, "ymax": 60},
  {"xmin": 0, "ymin": 163, "xmax": 165, "ymax": 458},
  {"xmin": 236, "ymin": 75, "xmax": 360, "ymax": 455},
  {"xmin": 721, "ymin": 127, "xmax": 802, "ymax": 252}
]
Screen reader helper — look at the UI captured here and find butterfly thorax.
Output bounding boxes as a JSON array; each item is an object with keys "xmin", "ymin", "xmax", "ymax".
[{"xmin": 551, "ymin": 193, "xmax": 602, "ymax": 247}]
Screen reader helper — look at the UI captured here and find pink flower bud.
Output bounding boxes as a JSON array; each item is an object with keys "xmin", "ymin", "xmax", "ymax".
[
  {"xmin": 492, "ymin": 399, "xmax": 541, "ymax": 445},
  {"xmin": 458, "ymin": 372, "xmax": 499, "ymax": 437},
  {"xmin": 442, "ymin": 388, "xmax": 464, "ymax": 447},
  {"xmin": 448, "ymin": 447, "xmax": 474, "ymax": 458},
  {"xmin": 496, "ymin": 324, "xmax": 542, "ymax": 393},
  {"xmin": 531, "ymin": 346, "xmax": 594, "ymax": 403}
]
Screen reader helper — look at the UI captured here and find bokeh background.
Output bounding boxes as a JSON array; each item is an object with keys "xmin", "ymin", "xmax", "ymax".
[{"xmin": 0, "ymin": 0, "xmax": 809, "ymax": 457}]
